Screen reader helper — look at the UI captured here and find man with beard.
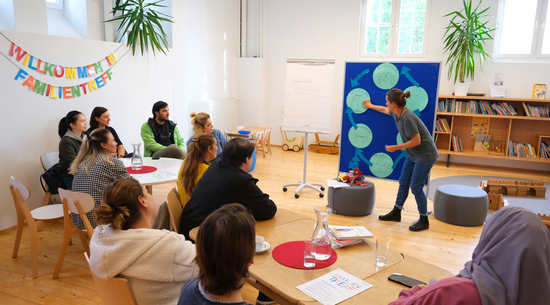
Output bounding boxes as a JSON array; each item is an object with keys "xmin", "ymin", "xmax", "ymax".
[{"xmin": 141, "ymin": 101, "xmax": 186, "ymax": 159}]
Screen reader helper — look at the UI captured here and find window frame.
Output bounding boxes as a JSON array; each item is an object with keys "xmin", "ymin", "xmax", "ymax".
[
  {"xmin": 493, "ymin": 0, "xmax": 550, "ymax": 63},
  {"xmin": 46, "ymin": 0, "xmax": 63, "ymax": 11},
  {"xmin": 358, "ymin": 0, "xmax": 432, "ymax": 58}
]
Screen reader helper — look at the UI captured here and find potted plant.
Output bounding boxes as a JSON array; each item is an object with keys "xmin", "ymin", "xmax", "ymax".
[
  {"xmin": 443, "ymin": 0, "xmax": 496, "ymax": 96},
  {"xmin": 106, "ymin": 0, "xmax": 173, "ymax": 55}
]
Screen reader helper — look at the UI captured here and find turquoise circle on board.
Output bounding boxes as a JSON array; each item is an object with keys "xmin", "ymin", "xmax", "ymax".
[
  {"xmin": 373, "ymin": 63, "xmax": 400, "ymax": 90},
  {"xmin": 348, "ymin": 124, "xmax": 373, "ymax": 149},
  {"xmin": 404, "ymin": 86, "xmax": 429, "ymax": 113},
  {"xmin": 396, "ymin": 133, "xmax": 406, "ymax": 151},
  {"xmin": 346, "ymin": 88, "xmax": 370, "ymax": 114},
  {"xmin": 369, "ymin": 152, "xmax": 394, "ymax": 178}
]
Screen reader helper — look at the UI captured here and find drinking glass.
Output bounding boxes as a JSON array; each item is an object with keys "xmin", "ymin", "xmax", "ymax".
[
  {"xmin": 304, "ymin": 239, "xmax": 316, "ymax": 268},
  {"xmin": 376, "ymin": 237, "xmax": 389, "ymax": 267}
]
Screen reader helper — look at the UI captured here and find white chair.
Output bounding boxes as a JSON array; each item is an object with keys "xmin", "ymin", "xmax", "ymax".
[
  {"xmin": 40, "ymin": 151, "xmax": 60, "ymax": 206},
  {"xmin": 251, "ymin": 131, "xmax": 266, "ymax": 158},
  {"xmin": 53, "ymin": 189, "xmax": 96, "ymax": 279},
  {"xmin": 84, "ymin": 253, "xmax": 138, "ymax": 305},
  {"xmin": 236, "ymin": 126, "xmax": 245, "ymax": 130},
  {"xmin": 264, "ymin": 128, "xmax": 272, "ymax": 155},
  {"xmin": 10, "ymin": 176, "xmax": 64, "ymax": 279}
]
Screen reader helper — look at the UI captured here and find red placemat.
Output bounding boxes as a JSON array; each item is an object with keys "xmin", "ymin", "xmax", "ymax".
[
  {"xmin": 126, "ymin": 166, "xmax": 157, "ymax": 174},
  {"xmin": 272, "ymin": 241, "xmax": 337, "ymax": 269}
]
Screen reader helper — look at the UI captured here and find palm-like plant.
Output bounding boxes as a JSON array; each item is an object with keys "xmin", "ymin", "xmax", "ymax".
[
  {"xmin": 443, "ymin": 0, "xmax": 496, "ymax": 83},
  {"xmin": 106, "ymin": 0, "xmax": 173, "ymax": 55}
]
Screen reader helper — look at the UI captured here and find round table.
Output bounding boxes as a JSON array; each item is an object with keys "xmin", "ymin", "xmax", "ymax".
[{"xmin": 122, "ymin": 157, "xmax": 183, "ymax": 193}]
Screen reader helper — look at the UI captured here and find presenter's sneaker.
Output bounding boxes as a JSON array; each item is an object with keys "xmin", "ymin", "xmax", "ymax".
[
  {"xmin": 409, "ymin": 216, "xmax": 429, "ymax": 231},
  {"xmin": 378, "ymin": 206, "xmax": 402, "ymax": 222}
]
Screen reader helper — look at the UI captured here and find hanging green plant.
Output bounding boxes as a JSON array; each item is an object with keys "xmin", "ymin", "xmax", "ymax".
[
  {"xmin": 106, "ymin": 0, "xmax": 174, "ymax": 55},
  {"xmin": 442, "ymin": 0, "xmax": 496, "ymax": 83}
]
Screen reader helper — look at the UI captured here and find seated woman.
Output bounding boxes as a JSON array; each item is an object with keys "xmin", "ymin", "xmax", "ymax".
[
  {"xmin": 179, "ymin": 138, "xmax": 277, "ymax": 240},
  {"xmin": 178, "ymin": 204, "xmax": 255, "ymax": 305},
  {"xmin": 390, "ymin": 205, "xmax": 550, "ymax": 305},
  {"xmin": 186, "ymin": 112, "xmax": 227, "ymax": 157},
  {"xmin": 90, "ymin": 177, "xmax": 198, "ymax": 305},
  {"xmin": 69, "ymin": 128, "xmax": 131, "ymax": 230},
  {"xmin": 87, "ymin": 106, "xmax": 130, "ymax": 158},
  {"xmin": 177, "ymin": 134, "xmax": 217, "ymax": 208},
  {"xmin": 58, "ymin": 110, "xmax": 88, "ymax": 189}
]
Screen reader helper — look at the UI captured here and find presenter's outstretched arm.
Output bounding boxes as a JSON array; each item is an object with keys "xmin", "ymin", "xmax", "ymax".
[{"xmin": 362, "ymin": 99, "xmax": 390, "ymax": 115}]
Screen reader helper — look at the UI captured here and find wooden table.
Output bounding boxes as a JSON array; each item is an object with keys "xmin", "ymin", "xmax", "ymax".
[
  {"xmin": 247, "ymin": 209, "xmax": 453, "ymax": 305},
  {"xmin": 227, "ymin": 126, "xmax": 271, "ymax": 157}
]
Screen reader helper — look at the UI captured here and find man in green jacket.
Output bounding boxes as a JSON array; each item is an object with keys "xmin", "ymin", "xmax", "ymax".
[{"xmin": 141, "ymin": 101, "xmax": 186, "ymax": 158}]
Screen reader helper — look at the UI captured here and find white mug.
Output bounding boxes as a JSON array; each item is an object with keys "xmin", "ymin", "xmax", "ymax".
[{"xmin": 255, "ymin": 235, "xmax": 265, "ymax": 251}]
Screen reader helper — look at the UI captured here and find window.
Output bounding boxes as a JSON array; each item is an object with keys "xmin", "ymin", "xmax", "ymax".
[
  {"xmin": 494, "ymin": 0, "xmax": 550, "ymax": 62},
  {"xmin": 360, "ymin": 0, "xmax": 430, "ymax": 57},
  {"xmin": 46, "ymin": 0, "xmax": 63, "ymax": 10}
]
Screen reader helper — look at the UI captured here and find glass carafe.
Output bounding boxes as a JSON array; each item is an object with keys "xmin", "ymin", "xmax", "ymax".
[
  {"xmin": 131, "ymin": 143, "xmax": 143, "ymax": 170},
  {"xmin": 312, "ymin": 206, "xmax": 332, "ymax": 260}
]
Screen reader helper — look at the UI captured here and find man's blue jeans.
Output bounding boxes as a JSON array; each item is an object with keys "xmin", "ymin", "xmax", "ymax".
[{"xmin": 394, "ymin": 157, "xmax": 436, "ymax": 216}]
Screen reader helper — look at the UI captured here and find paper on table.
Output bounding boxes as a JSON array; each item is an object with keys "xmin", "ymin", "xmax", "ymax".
[
  {"xmin": 296, "ymin": 268, "xmax": 372, "ymax": 305},
  {"xmin": 327, "ymin": 179, "xmax": 350, "ymax": 189}
]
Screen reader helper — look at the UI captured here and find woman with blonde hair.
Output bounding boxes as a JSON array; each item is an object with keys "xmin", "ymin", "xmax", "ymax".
[
  {"xmin": 90, "ymin": 177, "xmax": 197, "ymax": 305},
  {"xmin": 186, "ymin": 112, "xmax": 227, "ymax": 157},
  {"xmin": 70, "ymin": 128, "xmax": 130, "ymax": 229},
  {"xmin": 177, "ymin": 133, "xmax": 217, "ymax": 208}
]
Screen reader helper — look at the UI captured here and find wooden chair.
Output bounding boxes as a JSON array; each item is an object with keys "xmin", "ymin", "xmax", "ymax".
[
  {"xmin": 252, "ymin": 131, "xmax": 266, "ymax": 157},
  {"xmin": 166, "ymin": 188, "xmax": 183, "ymax": 233},
  {"xmin": 264, "ymin": 128, "xmax": 272, "ymax": 155},
  {"xmin": 84, "ymin": 253, "xmax": 137, "ymax": 305},
  {"xmin": 53, "ymin": 188, "xmax": 96, "ymax": 279},
  {"xmin": 40, "ymin": 151, "xmax": 59, "ymax": 206},
  {"xmin": 9, "ymin": 176, "xmax": 64, "ymax": 279}
]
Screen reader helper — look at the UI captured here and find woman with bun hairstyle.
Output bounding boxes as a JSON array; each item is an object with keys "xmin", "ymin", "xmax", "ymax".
[
  {"xmin": 177, "ymin": 134, "xmax": 217, "ymax": 208},
  {"xmin": 186, "ymin": 112, "xmax": 227, "ymax": 157},
  {"xmin": 90, "ymin": 177, "xmax": 197, "ymax": 305},
  {"xmin": 87, "ymin": 106, "xmax": 130, "ymax": 158},
  {"xmin": 362, "ymin": 88, "xmax": 438, "ymax": 231},
  {"xmin": 69, "ymin": 128, "xmax": 131, "ymax": 230},
  {"xmin": 58, "ymin": 110, "xmax": 88, "ymax": 189},
  {"xmin": 177, "ymin": 204, "xmax": 255, "ymax": 305}
]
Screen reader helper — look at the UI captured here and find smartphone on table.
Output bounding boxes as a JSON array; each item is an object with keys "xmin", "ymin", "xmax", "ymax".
[{"xmin": 388, "ymin": 273, "xmax": 426, "ymax": 288}]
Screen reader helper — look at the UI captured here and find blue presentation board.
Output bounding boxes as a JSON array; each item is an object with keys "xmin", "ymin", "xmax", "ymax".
[{"xmin": 339, "ymin": 62, "xmax": 441, "ymax": 182}]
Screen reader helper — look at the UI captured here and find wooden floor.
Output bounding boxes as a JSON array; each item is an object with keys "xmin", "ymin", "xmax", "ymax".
[{"xmin": 1, "ymin": 147, "xmax": 547, "ymax": 304}]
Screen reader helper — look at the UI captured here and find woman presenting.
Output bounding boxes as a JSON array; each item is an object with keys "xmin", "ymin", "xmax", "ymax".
[{"xmin": 362, "ymin": 88, "xmax": 438, "ymax": 231}]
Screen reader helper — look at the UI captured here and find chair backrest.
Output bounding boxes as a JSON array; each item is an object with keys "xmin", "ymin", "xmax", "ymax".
[
  {"xmin": 166, "ymin": 188, "xmax": 183, "ymax": 233},
  {"xmin": 264, "ymin": 129, "xmax": 272, "ymax": 142},
  {"xmin": 58, "ymin": 188, "xmax": 96, "ymax": 237},
  {"xmin": 41, "ymin": 152, "xmax": 59, "ymax": 172},
  {"xmin": 236, "ymin": 126, "xmax": 244, "ymax": 130},
  {"xmin": 9, "ymin": 177, "xmax": 37, "ymax": 231},
  {"xmin": 253, "ymin": 131, "xmax": 264, "ymax": 147},
  {"xmin": 84, "ymin": 253, "xmax": 137, "ymax": 305}
]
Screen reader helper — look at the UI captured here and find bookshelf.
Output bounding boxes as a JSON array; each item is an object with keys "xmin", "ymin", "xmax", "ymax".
[{"xmin": 436, "ymin": 95, "xmax": 550, "ymax": 165}]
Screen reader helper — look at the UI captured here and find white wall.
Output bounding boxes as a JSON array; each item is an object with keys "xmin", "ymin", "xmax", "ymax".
[
  {"xmin": 260, "ymin": 0, "xmax": 550, "ymax": 171},
  {"xmin": 64, "ymin": 0, "xmax": 88, "ymax": 38},
  {"xmin": 0, "ymin": 0, "xmax": 15, "ymax": 31},
  {"xmin": 13, "ymin": 0, "xmax": 48, "ymax": 35}
]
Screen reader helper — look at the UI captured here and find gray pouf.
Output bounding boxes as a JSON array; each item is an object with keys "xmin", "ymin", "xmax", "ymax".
[
  {"xmin": 434, "ymin": 184, "xmax": 488, "ymax": 226},
  {"xmin": 327, "ymin": 180, "xmax": 375, "ymax": 216}
]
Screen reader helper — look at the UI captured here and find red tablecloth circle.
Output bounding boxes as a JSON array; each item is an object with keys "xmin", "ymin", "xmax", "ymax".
[
  {"xmin": 272, "ymin": 240, "xmax": 337, "ymax": 269},
  {"xmin": 126, "ymin": 166, "xmax": 157, "ymax": 174}
]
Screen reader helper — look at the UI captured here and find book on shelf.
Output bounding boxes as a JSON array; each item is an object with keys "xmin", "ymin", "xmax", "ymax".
[
  {"xmin": 508, "ymin": 141, "xmax": 537, "ymax": 158},
  {"xmin": 540, "ymin": 141, "xmax": 550, "ymax": 158},
  {"xmin": 438, "ymin": 99, "xmax": 517, "ymax": 116},
  {"xmin": 451, "ymin": 135, "xmax": 463, "ymax": 152},
  {"xmin": 533, "ymin": 84, "xmax": 546, "ymax": 100},
  {"xmin": 328, "ymin": 225, "xmax": 373, "ymax": 241}
]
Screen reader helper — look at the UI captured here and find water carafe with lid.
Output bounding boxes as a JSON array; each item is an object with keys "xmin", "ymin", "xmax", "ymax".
[{"xmin": 311, "ymin": 206, "xmax": 332, "ymax": 260}]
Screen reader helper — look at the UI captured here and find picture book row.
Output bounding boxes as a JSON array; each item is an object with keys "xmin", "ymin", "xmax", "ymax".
[
  {"xmin": 435, "ymin": 118, "xmax": 450, "ymax": 132},
  {"xmin": 451, "ymin": 134, "xmax": 463, "ymax": 152},
  {"xmin": 522, "ymin": 102, "xmax": 550, "ymax": 117},
  {"xmin": 508, "ymin": 141, "xmax": 538, "ymax": 158},
  {"xmin": 438, "ymin": 99, "xmax": 517, "ymax": 115},
  {"xmin": 540, "ymin": 141, "xmax": 550, "ymax": 159}
]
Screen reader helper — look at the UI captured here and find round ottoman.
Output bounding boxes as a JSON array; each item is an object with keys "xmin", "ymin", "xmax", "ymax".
[
  {"xmin": 434, "ymin": 184, "xmax": 488, "ymax": 226},
  {"xmin": 327, "ymin": 180, "xmax": 375, "ymax": 216}
]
